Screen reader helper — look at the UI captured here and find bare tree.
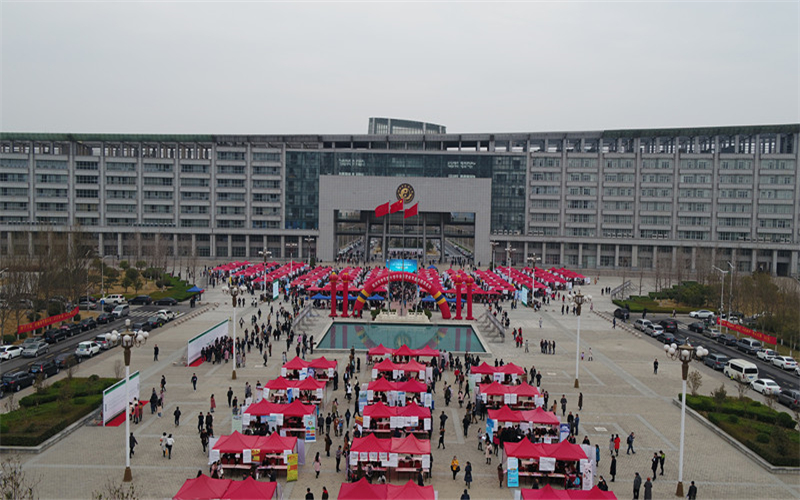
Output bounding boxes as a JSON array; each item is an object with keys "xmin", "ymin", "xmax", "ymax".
[
  {"xmin": 687, "ymin": 370, "xmax": 703, "ymax": 396},
  {"xmin": 0, "ymin": 455, "xmax": 40, "ymax": 500},
  {"xmin": 92, "ymin": 479, "xmax": 138, "ymax": 500},
  {"xmin": 114, "ymin": 360, "xmax": 124, "ymax": 379}
]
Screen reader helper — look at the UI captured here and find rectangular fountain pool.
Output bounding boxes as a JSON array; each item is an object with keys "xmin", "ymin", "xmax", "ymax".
[{"xmin": 316, "ymin": 323, "xmax": 486, "ymax": 353}]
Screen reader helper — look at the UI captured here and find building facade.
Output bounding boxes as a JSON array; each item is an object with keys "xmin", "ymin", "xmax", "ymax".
[{"xmin": 1, "ymin": 122, "xmax": 798, "ymax": 276}]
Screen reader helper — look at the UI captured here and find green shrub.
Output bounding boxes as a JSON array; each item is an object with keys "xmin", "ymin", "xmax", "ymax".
[
  {"xmin": 74, "ymin": 313, "xmax": 81, "ymax": 322},
  {"xmin": 776, "ymin": 412, "xmax": 797, "ymax": 429},
  {"xmin": 756, "ymin": 433, "xmax": 770, "ymax": 444},
  {"xmin": 3, "ymin": 334, "xmax": 17, "ymax": 344},
  {"xmin": 88, "ymin": 374, "xmax": 100, "ymax": 382},
  {"xmin": 73, "ymin": 397, "xmax": 85, "ymax": 405},
  {"xmin": 19, "ymin": 393, "xmax": 59, "ymax": 408},
  {"xmin": 18, "ymin": 331, "xmax": 27, "ymax": 340},
  {"xmin": 727, "ymin": 414, "xmax": 739, "ymax": 424}
]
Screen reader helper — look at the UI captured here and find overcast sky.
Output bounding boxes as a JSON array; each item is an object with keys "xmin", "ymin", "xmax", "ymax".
[{"xmin": 2, "ymin": 2, "xmax": 798, "ymax": 135}]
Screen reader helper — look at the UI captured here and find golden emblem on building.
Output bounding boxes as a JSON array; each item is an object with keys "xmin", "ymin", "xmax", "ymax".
[{"xmin": 396, "ymin": 183, "xmax": 415, "ymax": 204}]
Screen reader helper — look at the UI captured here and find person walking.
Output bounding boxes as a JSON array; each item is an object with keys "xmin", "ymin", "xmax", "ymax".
[
  {"xmin": 497, "ymin": 463, "xmax": 504, "ymax": 487},
  {"xmin": 464, "ymin": 461, "xmax": 472, "ymax": 489},
  {"xmin": 313, "ymin": 452, "xmax": 322, "ymax": 478},
  {"xmin": 687, "ymin": 481, "xmax": 698, "ymax": 500},
  {"xmin": 160, "ymin": 432, "xmax": 167, "ymax": 457},
  {"xmin": 335, "ymin": 445, "xmax": 342, "ymax": 472},
  {"xmin": 210, "ymin": 394, "xmax": 216, "ymax": 413},
  {"xmin": 653, "ymin": 358, "xmax": 659, "ymax": 375},
  {"xmin": 633, "ymin": 472, "xmax": 642, "ymax": 500},
  {"xmin": 173, "ymin": 406, "xmax": 182, "ymax": 426},
  {"xmin": 227, "ymin": 387, "xmax": 234, "ymax": 407},
  {"xmin": 610, "ymin": 455, "xmax": 617, "ymax": 482},
  {"xmin": 153, "ymin": 344, "xmax": 159, "ymax": 361},
  {"xmin": 438, "ymin": 428, "xmax": 446, "ymax": 449},
  {"xmin": 191, "ymin": 373, "xmax": 198, "ymax": 391},
  {"xmin": 651, "ymin": 453, "xmax": 659, "ymax": 481},
  {"xmin": 166, "ymin": 433, "xmax": 174, "ymax": 459},
  {"xmin": 321, "ymin": 487, "xmax": 329, "ymax": 500},
  {"xmin": 659, "ymin": 450, "xmax": 665, "ymax": 475},
  {"xmin": 206, "ymin": 412, "xmax": 214, "ymax": 437},
  {"xmin": 305, "ymin": 488, "xmax": 314, "ymax": 500},
  {"xmin": 643, "ymin": 477, "xmax": 653, "ymax": 500},
  {"xmin": 197, "ymin": 412, "xmax": 205, "ymax": 433},
  {"xmin": 578, "ymin": 392, "xmax": 583, "ymax": 411},
  {"xmin": 485, "ymin": 441, "xmax": 493, "ymax": 465},
  {"xmin": 200, "ymin": 429, "xmax": 209, "ymax": 453},
  {"xmin": 614, "ymin": 434, "xmax": 621, "ymax": 456},
  {"xmin": 450, "ymin": 456, "xmax": 460, "ymax": 480},
  {"xmin": 608, "ymin": 435, "xmax": 615, "ymax": 456},
  {"xmin": 626, "ymin": 432, "xmax": 635, "ymax": 454},
  {"xmin": 417, "ymin": 468, "xmax": 425, "ymax": 487},
  {"xmin": 560, "ymin": 395, "xmax": 568, "ymax": 417},
  {"xmin": 324, "ymin": 433, "xmax": 332, "ymax": 457},
  {"xmin": 460, "ymin": 489, "xmax": 470, "ymax": 500},
  {"xmin": 129, "ymin": 432, "xmax": 138, "ymax": 458}
]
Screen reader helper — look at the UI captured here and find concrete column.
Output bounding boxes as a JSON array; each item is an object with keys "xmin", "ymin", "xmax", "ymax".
[
  {"xmin": 98, "ymin": 233, "xmax": 104, "ymax": 257},
  {"xmin": 117, "ymin": 234, "xmax": 123, "ymax": 258},
  {"xmin": 136, "ymin": 233, "xmax": 142, "ymax": 259},
  {"xmin": 280, "ymin": 236, "xmax": 285, "ymax": 259},
  {"xmin": 440, "ymin": 218, "xmax": 445, "ymax": 264},
  {"xmin": 174, "ymin": 235, "xmax": 179, "ymax": 258},
  {"xmin": 614, "ymin": 245, "xmax": 620, "ymax": 268},
  {"xmin": 541, "ymin": 244, "xmax": 547, "ymax": 265},
  {"xmin": 227, "ymin": 235, "xmax": 232, "ymax": 259},
  {"xmin": 422, "ymin": 215, "xmax": 427, "ymax": 267},
  {"xmin": 596, "ymin": 245, "xmax": 601, "ymax": 269},
  {"xmin": 577, "ymin": 244, "xmax": 583, "ymax": 269},
  {"xmin": 191, "ymin": 234, "xmax": 197, "ymax": 258},
  {"xmin": 28, "ymin": 232, "xmax": 33, "ymax": 257},
  {"xmin": 751, "ymin": 249, "xmax": 757, "ymax": 272},
  {"xmin": 691, "ymin": 247, "xmax": 697, "ymax": 271},
  {"xmin": 672, "ymin": 247, "xmax": 678, "ymax": 269},
  {"xmin": 382, "ymin": 218, "xmax": 387, "ymax": 265},
  {"xmin": 790, "ymin": 250, "xmax": 798, "ymax": 276},
  {"xmin": 559, "ymin": 243, "xmax": 565, "ymax": 267},
  {"xmin": 772, "ymin": 250, "xmax": 778, "ymax": 275},
  {"xmin": 631, "ymin": 246, "xmax": 639, "ymax": 268}
]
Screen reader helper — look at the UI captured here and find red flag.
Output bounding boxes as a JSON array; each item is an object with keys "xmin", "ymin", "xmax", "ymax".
[
  {"xmin": 375, "ymin": 202, "xmax": 390, "ymax": 217},
  {"xmin": 390, "ymin": 199, "xmax": 404, "ymax": 214},
  {"xmin": 404, "ymin": 203, "xmax": 418, "ymax": 218}
]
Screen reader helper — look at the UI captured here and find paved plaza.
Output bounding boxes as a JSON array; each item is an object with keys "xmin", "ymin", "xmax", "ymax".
[{"xmin": 2, "ymin": 274, "xmax": 799, "ymax": 499}]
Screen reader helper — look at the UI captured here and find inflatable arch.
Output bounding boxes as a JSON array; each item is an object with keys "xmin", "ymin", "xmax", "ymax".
[{"xmin": 352, "ymin": 271, "xmax": 451, "ymax": 320}]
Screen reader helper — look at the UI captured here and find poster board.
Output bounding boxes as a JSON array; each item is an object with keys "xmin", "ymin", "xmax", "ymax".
[
  {"xmin": 539, "ymin": 457, "xmax": 556, "ymax": 472},
  {"xmin": 102, "ymin": 371, "xmax": 140, "ymax": 426},
  {"xmin": 304, "ymin": 414, "xmax": 317, "ymax": 442},
  {"xmin": 186, "ymin": 320, "xmax": 229, "ymax": 365},
  {"xmin": 286, "ymin": 453, "xmax": 298, "ymax": 481},
  {"xmin": 507, "ymin": 457, "xmax": 519, "ymax": 488}
]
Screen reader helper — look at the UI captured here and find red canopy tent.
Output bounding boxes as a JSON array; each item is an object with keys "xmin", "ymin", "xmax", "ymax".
[
  {"xmin": 478, "ymin": 381, "xmax": 509, "ymax": 395},
  {"xmin": 471, "ymin": 362, "xmax": 498, "ymax": 374},
  {"xmin": 386, "ymin": 480, "xmax": 435, "ymax": 500},
  {"xmin": 308, "ymin": 356, "xmax": 337, "ymax": 370},
  {"xmin": 498, "ymin": 363, "xmax": 525, "ymax": 375},
  {"xmin": 397, "ymin": 379, "xmax": 427, "ymax": 393},
  {"xmin": 351, "ymin": 433, "xmax": 391, "ymax": 453},
  {"xmin": 245, "ymin": 399, "xmax": 316, "ymax": 417},
  {"xmin": 364, "ymin": 401, "xmax": 396, "ymax": 419},
  {"xmin": 525, "ymin": 407, "xmax": 560, "ymax": 425},
  {"xmin": 213, "ymin": 431, "xmax": 265, "ymax": 453},
  {"xmin": 374, "ymin": 359, "xmax": 399, "ymax": 371},
  {"xmin": 221, "ymin": 477, "xmax": 277, "ymax": 500},
  {"xmin": 390, "ymin": 434, "xmax": 431, "ymax": 455},
  {"xmin": 257, "ymin": 432, "xmax": 298, "ymax": 453},
  {"xmin": 396, "ymin": 401, "xmax": 430, "ymax": 419},
  {"xmin": 521, "ymin": 485, "xmax": 617, "ymax": 500},
  {"xmin": 368, "ymin": 377, "xmax": 396, "ymax": 393},
  {"xmin": 369, "ymin": 344, "xmax": 395, "ymax": 356},
  {"xmin": 488, "ymin": 405, "xmax": 523, "ymax": 422},
  {"xmin": 413, "ymin": 346, "xmax": 440, "ymax": 357},
  {"xmin": 336, "ymin": 478, "xmax": 386, "ymax": 500},
  {"xmin": 173, "ymin": 475, "xmax": 232, "ymax": 500},
  {"xmin": 282, "ymin": 356, "xmax": 309, "ymax": 370},
  {"xmin": 393, "ymin": 345, "xmax": 416, "ymax": 358}
]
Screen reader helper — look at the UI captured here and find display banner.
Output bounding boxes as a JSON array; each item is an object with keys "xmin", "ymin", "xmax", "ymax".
[
  {"xmin": 102, "ymin": 371, "xmax": 140, "ymax": 426},
  {"xmin": 718, "ymin": 319, "xmax": 777, "ymax": 345},
  {"xmin": 486, "ymin": 419, "xmax": 495, "ymax": 441},
  {"xmin": 187, "ymin": 320, "xmax": 229, "ymax": 365},
  {"xmin": 18, "ymin": 306, "xmax": 80, "ymax": 334},
  {"xmin": 286, "ymin": 454, "xmax": 298, "ymax": 481},
  {"xmin": 559, "ymin": 423, "xmax": 571, "ymax": 442},
  {"xmin": 304, "ymin": 414, "xmax": 317, "ymax": 442},
  {"xmin": 272, "ymin": 281, "xmax": 280, "ymax": 300},
  {"xmin": 507, "ymin": 457, "xmax": 519, "ymax": 488}
]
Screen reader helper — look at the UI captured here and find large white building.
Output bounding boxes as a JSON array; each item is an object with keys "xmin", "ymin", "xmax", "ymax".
[{"xmin": 1, "ymin": 121, "xmax": 798, "ymax": 276}]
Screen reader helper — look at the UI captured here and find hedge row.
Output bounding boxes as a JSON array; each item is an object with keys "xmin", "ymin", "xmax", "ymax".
[
  {"xmin": 685, "ymin": 394, "xmax": 796, "ymax": 429},
  {"xmin": 613, "ymin": 298, "xmax": 694, "ymax": 314},
  {"xmin": 1, "ymin": 394, "xmax": 103, "ymax": 446},
  {"xmin": 707, "ymin": 412, "xmax": 800, "ymax": 467}
]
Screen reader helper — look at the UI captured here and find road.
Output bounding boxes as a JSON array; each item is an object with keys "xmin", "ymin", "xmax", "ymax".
[
  {"xmin": 635, "ymin": 314, "xmax": 800, "ymax": 391},
  {"xmin": 0, "ymin": 304, "xmax": 190, "ymax": 377}
]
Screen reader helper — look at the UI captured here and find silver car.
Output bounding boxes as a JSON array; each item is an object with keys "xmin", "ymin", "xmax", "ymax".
[{"xmin": 22, "ymin": 341, "xmax": 49, "ymax": 358}]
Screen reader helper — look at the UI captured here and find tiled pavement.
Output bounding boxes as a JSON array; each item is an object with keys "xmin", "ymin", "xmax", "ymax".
[{"xmin": 4, "ymin": 274, "xmax": 800, "ymax": 499}]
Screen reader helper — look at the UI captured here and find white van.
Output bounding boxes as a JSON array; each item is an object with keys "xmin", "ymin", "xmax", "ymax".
[
  {"xmin": 112, "ymin": 304, "xmax": 130, "ymax": 318},
  {"xmin": 634, "ymin": 319, "xmax": 653, "ymax": 332},
  {"xmin": 102, "ymin": 294, "xmax": 127, "ymax": 305},
  {"xmin": 724, "ymin": 358, "xmax": 759, "ymax": 383}
]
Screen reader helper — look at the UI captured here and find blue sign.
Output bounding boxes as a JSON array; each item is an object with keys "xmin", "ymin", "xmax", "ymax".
[
  {"xmin": 559, "ymin": 423, "xmax": 571, "ymax": 442},
  {"xmin": 486, "ymin": 418, "xmax": 495, "ymax": 441},
  {"xmin": 386, "ymin": 259, "xmax": 418, "ymax": 273},
  {"xmin": 507, "ymin": 457, "xmax": 519, "ymax": 488}
]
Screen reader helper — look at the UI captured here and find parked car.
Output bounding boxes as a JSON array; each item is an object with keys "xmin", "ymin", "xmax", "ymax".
[
  {"xmin": 689, "ymin": 310, "xmax": 715, "ymax": 319},
  {"xmin": 704, "ymin": 352, "xmax": 729, "ymax": 370},
  {"xmin": 756, "ymin": 349, "xmax": 778, "ymax": 362},
  {"xmin": 154, "ymin": 297, "xmax": 178, "ymax": 306},
  {"xmin": 59, "ymin": 323, "xmax": 81, "ymax": 337},
  {"xmin": 78, "ymin": 298, "xmax": 97, "ymax": 310},
  {"xmin": 112, "ymin": 304, "xmax": 130, "ymax": 318},
  {"xmin": 702, "ymin": 328, "xmax": 722, "ymax": 340},
  {"xmin": 717, "ymin": 333, "xmax": 738, "ymax": 346},
  {"xmin": 658, "ymin": 319, "xmax": 678, "ymax": 333},
  {"xmin": 79, "ymin": 318, "xmax": 98, "ymax": 331},
  {"xmin": 22, "ymin": 341, "xmax": 49, "ymax": 358},
  {"xmin": 102, "ymin": 302, "xmax": 117, "ymax": 313},
  {"xmin": 54, "ymin": 352, "xmax": 81, "ymax": 369},
  {"xmin": 101, "ymin": 294, "xmax": 127, "ymax": 305},
  {"xmin": 29, "ymin": 359, "xmax": 59, "ymax": 379},
  {"xmin": 129, "ymin": 295, "xmax": 153, "ymax": 305},
  {"xmin": 736, "ymin": 338, "xmax": 762, "ymax": 355},
  {"xmin": 95, "ymin": 334, "xmax": 118, "ymax": 350},
  {"xmin": 0, "ymin": 345, "xmax": 24, "ymax": 361},
  {"xmin": 645, "ymin": 324, "xmax": 664, "ymax": 338},
  {"xmin": 145, "ymin": 316, "xmax": 164, "ymax": 330},
  {"xmin": 613, "ymin": 308, "xmax": 630, "ymax": 320},
  {"xmin": 96, "ymin": 312, "xmax": 113, "ymax": 324},
  {"xmin": 688, "ymin": 321, "xmax": 706, "ymax": 333},
  {"xmin": 2, "ymin": 371, "xmax": 35, "ymax": 392},
  {"xmin": 750, "ymin": 378, "xmax": 781, "ymax": 396},
  {"xmin": 659, "ymin": 333, "xmax": 683, "ymax": 345},
  {"xmin": 43, "ymin": 328, "xmax": 68, "ymax": 344},
  {"xmin": 634, "ymin": 319, "xmax": 653, "ymax": 332},
  {"xmin": 156, "ymin": 309, "xmax": 177, "ymax": 322},
  {"xmin": 75, "ymin": 341, "xmax": 101, "ymax": 358},
  {"xmin": 772, "ymin": 356, "xmax": 798, "ymax": 370},
  {"xmin": 777, "ymin": 388, "xmax": 800, "ymax": 409}
]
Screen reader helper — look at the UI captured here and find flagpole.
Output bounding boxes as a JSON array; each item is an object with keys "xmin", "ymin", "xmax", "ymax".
[{"xmin": 402, "ymin": 204, "xmax": 405, "ymax": 316}]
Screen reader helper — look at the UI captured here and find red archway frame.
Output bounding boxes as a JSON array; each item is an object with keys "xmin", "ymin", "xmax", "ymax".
[{"xmin": 352, "ymin": 271, "xmax": 452, "ymax": 319}]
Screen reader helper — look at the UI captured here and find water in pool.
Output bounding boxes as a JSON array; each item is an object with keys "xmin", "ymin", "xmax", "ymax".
[{"xmin": 317, "ymin": 323, "xmax": 485, "ymax": 353}]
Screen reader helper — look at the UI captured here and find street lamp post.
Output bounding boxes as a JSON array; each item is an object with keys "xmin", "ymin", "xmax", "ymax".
[
  {"xmin": 527, "ymin": 254, "xmax": 541, "ymax": 305},
  {"xmin": 101, "ymin": 255, "xmax": 115, "ymax": 299},
  {"xmin": 712, "ymin": 266, "xmax": 729, "ymax": 330},
  {"xmin": 224, "ymin": 285, "xmax": 247, "ymax": 380},
  {"xmin": 105, "ymin": 320, "xmax": 148, "ymax": 483},
  {"xmin": 490, "ymin": 242, "xmax": 499, "ymax": 269},
  {"xmin": 304, "ymin": 237, "xmax": 314, "ymax": 266},
  {"xmin": 504, "ymin": 244, "xmax": 514, "ymax": 276},
  {"xmin": 568, "ymin": 289, "xmax": 592, "ymax": 388},
  {"xmin": 727, "ymin": 261, "xmax": 734, "ymax": 323},
  {"xmin": 286, "ymin": 242, "xmax": 298, "ymax": 263},
  {"xmin": 664, "ymin": 342, "xmax": 707, "ymax": 497}
]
